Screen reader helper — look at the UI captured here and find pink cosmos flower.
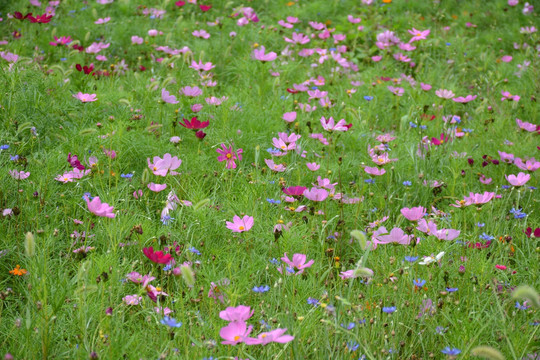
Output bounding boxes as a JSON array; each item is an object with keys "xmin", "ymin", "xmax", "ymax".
[
  {"xmin": 86, "ymin": 196, "xmax": 115, "ymax": 218},
  {"xmin": 452, "ymin": 95, "xmax": 477, "ymax": 103},
  {"xmin": 253, "ymin": 46, "xmax": 277, "ymax": 62},
  {"xmin": 498, "ymin": 151, "xmax": 515, "ymax": 164},
  {"xmin": 514, "ymin": 157, "xmax": 540, "ymax": 172},
  {"xmin": 375, "ymin": 227, "xmax": 412, "ymax": 245},
  {"xmin": 435, "ymin": 89, "xmax": 455, "ymax": 99},
  {"xmin": 226, "ymin": 215, "xmax": 254, "ymax": 233},
  {"xmin": 408, "ymin": 28, "xmax": 430, "ymax": 42},
  {"xmin": 147, "ymin": 153, "xmax": 182, "ymax": 176},
  {"xmin": 280, "ymin": 253, "xmax": 314, "ymax": 275},
  {"xmin": 131, "ymin": 36, "xmax": 143, "ymax": 44},
  {"xmin": 387, "ymin": 86, "xmax": 404, "ymax": 96},
  {"xmin": 306, "ymin": 162, "xmax": 320, "ymax": 171},
  {"xmin": 217, "ymin": 144, "xmax": 243, "ymax": 169},
  {"xmin": 0, "ymin": 51, "xmax": 19, "ymax": 63},
  {"xmin": 320, "ymin": 116, "xmax": 352, "ymax": 132},
  {"xmin": 161, "ymin": 88, "xmax": 179, "ymax": 104},
  {"xmin": 505, "ymin": 172, "xmax": 531, "ymax": 186},
  {"xmin": 148, "ymin": 183, "xmax": 167, "ymax": 192},
  {"xmin": 515, "ymin": 118, "xmax": 538, "ymax": 132},
  {"xmin": 434, "ymin": 228, "xmax": 460, "ymax": 241},
  {"xmin": 180, "ymin": 86, "xmax": 202, "ymax": 97},
  {"xmin": 9, "ymin": 170, "xmax": 30, "ymax": 180},
  {"xmin": 55, "ymin": 173, "xmax": 75, "ymax": 183},
  {"xmin": 420, "ymin": 83, "xmax": 432, "ymax": 91},
  {"xmin": 400, "ymin": 206, "xmax": 426, "ymax": 221},
  {"xmin": 303, "ymin": 187, "xmax": 328, "ymax": 201},
  {"xmin": 282, "ymin": 112, "xmax": 297, "ymax": 123},
  {"xmin": 205, "ymin": 96, "xmax": 228, "ymax": 106},
  {"xmin": 220, "ymin": 321, "xmax": 253, "ymax": 345},
  {"xmin": 479, "ymin": 174, "xmax": 492, "ymax": 184},
  {"xmin": 416, "ymin": 219, "xmax": 438, "ymax": 235},
  {"xmin": 190, "ymin": 60, "xmax": 215, "ymax": 71},
  {"xmin": 431, "ymin": 133, "xmax": 449, "ymax": 146},
  {"xmin": 49, "ymin": 35, "xmax": 72, "ymax": 46},
  {"xmin": 191, "ymin": 104, "xmax": 203, "ymax": 112},
  {"xmin": 364, "ymin": 166, "xmax": 386, "ymax": 176},
  {"xmin": 123, "ymin": 295, "xmax": 142, "ymax": 305},
  {"xmin": 372, "ymin": 55, "xmax": 382, "ymax": 62},
  {"xmin": 501, "ymin": 55, "xmax": 512, "ymax": 62},
  {"xmin": 348, "ymin": 15, "xmax": 361, "ymax": 23},
  {"xmin": 73, "ymin": 92, "xmax": 97, "ymax": 102},
  {"xmin": 94, "ymin": 17, "xmax": 110, "ymax": 24},
  {"xmin": 245, "ymin": 328, "xmax": 294, "ymax": 345},
  {"xmin": 192, "ymin": 29, "xmax": 210, "ymax": 39},
  {"xmin": 501, "ymin": 91, "xmax": 520, "ymax": 102},
  {"xmin": 219, "ymin": 305, "xmax": 253, "ymax": 322},
  {"xmin": 284, "ymin": 32, "xmax": 310, "ymax": 44},
  {"xmin": 278, "ymin": 20, "xmax": 293, "ymax": 28},
  {"xmin": 264, "ymin": 159, "xmax": 286, "ymax": 172}
]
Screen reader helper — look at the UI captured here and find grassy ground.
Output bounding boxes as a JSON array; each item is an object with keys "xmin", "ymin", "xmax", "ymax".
[{"xmin": 0, "ymin": 0, "xmax": 539, "ymax": 359}]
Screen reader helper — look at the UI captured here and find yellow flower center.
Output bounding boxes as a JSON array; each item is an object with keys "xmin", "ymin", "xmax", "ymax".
[
  {"xmin": 262, "ymin": 334, "xmax": 267, "ymax": 338},
  {"xmin": 234, "ymin": 336, "xmax": 240, "ymax": 341},
  {"xmin": 226, "ymin": 153, "xmax": 232, "ymax": 159},
  {"xmin": 239, "ymin": 226, "xmax": 245, "ymax": 230}
]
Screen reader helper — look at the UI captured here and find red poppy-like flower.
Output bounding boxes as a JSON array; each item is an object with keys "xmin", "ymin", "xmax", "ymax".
[
  {"xmin": 28, "ymin": 13, "xmax": 53, "ymax": 23},
  {"xmin": 200, "ymin": 5, "xmax": 212, "ymax": 11},
  {"xmin": 179, "ymin": 116, "xmax": 209, "ymax": 130},
  {"xmin": 143, "ymin": 247, "xmax": 173, "ymax": 264}
]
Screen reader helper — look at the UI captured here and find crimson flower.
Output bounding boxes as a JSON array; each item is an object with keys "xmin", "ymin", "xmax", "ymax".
[
  {"xmin": 28, "ymin": 13, "xmax": 53, "ymax": 23},
  {"xmin": 76, "ymin": 63, "xmax": 94, "ymax": 75},
  {"xmin": 72, "ymin": 44, "xmax": 85, "ymax": 52},
  {"xmin": 179, "ymin": 116, "xmax": 209, "ymax": 130},
  {"xmin": 143, "ymin": 247, "xmax": 173, "ymax": 264},
  {"xmin": 67, "ymin": 153, "xmax": 85, "ymax": 171},
  {"xmin": 524, "ymin": 227, "xmax": 540, "ymax": 238},
  {"xmin": 195, "ymin": 130, "xmax": 206, "ymax": 139},
  {"xmin": 175, "ymin": 0, "xmax": 186, "ymax": 6},
  {"xmin": 287, "ymin": 88, "xmax": 299, "ymax": 94},
  {"xmin": 431, "ymin": 133, "xmax": 449, "ymax": 146},
  {"xmin": 14, "ymin": 12, "xmax": 32, "ymax": 20},
  {"xmin": 200, "ymin": 5, "xmax": 212, "ymax": 11}
]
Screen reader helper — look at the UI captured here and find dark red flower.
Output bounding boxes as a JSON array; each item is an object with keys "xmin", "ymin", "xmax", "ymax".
[
  {"xmin": 72, "ymin": 44, "xmax": 85, "ymax": 52},
  {"xmin": 286, "ymin": 88, "xmax": 299, "ymax": 94},
  {"xmin": 467, "ymin": 158, "xmax": 474, "ymax": 166},
  {"xmin": 143, "ymin": 247, "xmax": 173, "ymax": 264},
  {"xmin": 421, "ymin": 114, "xmax": 436, "ymax": 121},
  {"xmin": 139, "ymin": 65, "xmax": 146, "ymax": 71},
  {"xmin": 199, "ymin": 4, "xmax": 212, "ymax": 11},
  {"xmin": 180, "ymin": 116, "xmax": 209, "ymax": 130},
  {"xmin": 14, "ymin": 12, "xmax": 32, "ymax": 20},
  {"xmin": 28, "ymin": 13, "xmax": 53, "ymax": 23},
  {"xmin": 524, "ymin": 227, "xmax": 540, "ymax": 238},
  {"xmin": 76, "ymin": 63, "xmax": 95, "ymax": 75},
  {"xmin": 67, "ymin": 153, "xmax": 85, "ymax": 171},
  {"xmin": 175, "ymin": 0, "xmax": 186, "ymax": 6},
  {"xmin": 282, "ymin": 186, "xmax": 307, "ymax": 197},
  {"xmin": 195, "ymin": 130, "xmax": 206, "ymax": 139}
]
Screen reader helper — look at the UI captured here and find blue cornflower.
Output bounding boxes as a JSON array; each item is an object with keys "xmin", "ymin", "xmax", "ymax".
[
  {"xmin": 370, "ymin": 207, "xmax": 378, "ymax": 212},
  {"xmin": 501, "ymin": 185, "xmax": 511, "ymax": 189},
  {"xmin": 446, "ymin": 42, "xmax": 451, "ymax": 46},
  {"xmin": 510, "ymin": 208, "xmax": 527, "ymax": 219},
  {"xmin": 259, "ymin": 319, "xmax": 271, "ymax": 330},
  {"xmin": 329, "ymin": 47, "xmax": 337, "ymax": 52},
  {"xmin": 358, "ymin": 319, "xmax": 366, "ymax": 325},
  {"xmin": 404, "ymin": 256, "xmax": 418, "ymax": 263},
  {"xmin": 163, "ymin": 264, "xmax": 172, "ymax": 271},
  {"xmin": 267, "ymin": 148, "xmax": 281, "ymax": 155},
  {"xmin": 413, "ymin": 279, "xmax": 426, "ymax": 287},
  {"xmin": 382, "ymin": 306, "xmax": 396, "ymax": 314},
  {"xmin": 269, "ymin": 258, "xmax": 279, "ymax": 265},
  {"xmin": 161, "ymin": 215, "xmax": 174, "ymax": 225},
  {"xmin": 121, "ymin": 173, "xmax": 134, "ymax": 178},
  {"xmin": 346, "ymin": 341, "xmax": 360, "ymax": 352},
  {"xmin": 188, "ymin": 247, "xmax": 201, "ymax": 255},
  {"xmin": 364, "ymin": 96, "xmax": 373, "ymax": 101},
  {"xmin": 479, "ymin": 233, "xmax": 494, "ymax": 241},
  {"xmin": 160, "ymin": 316, "xmax": 182, "ymax": 328},
  {"xmin": 341, "ymin": 322, "xmax": 356, "ymax": 330},
  {"xmin": 420, "ymin": 125, "xmax": 427, "ymax": 130},
  {"xmin": 307, "ymin": 297, "xmax": 319, "ymax": 307},
  {"xmin": 403, "ymin": 181, "xmax": 412, "ymax": 186},
  {"xmin": 409, "ymin": 122, "xmax": 418, "ymax": 128},
  {"xmin": 10, "ymin": 155, "xmax": 19, "ymax": 161},
  {"xmin": 476, "ymin": 222, "xmax": 485, "ymax": 227},
  {"xmin": 252, "ymin": 285, "xmax": 270, "ymax": 293},
  {"xmin": 462, "ymin": 128, "xmax": 473, "ymax": 133},
  {"xmin": 446, "ymin": 287, "xmax": 458, "ymax": 292},
  {"xmin": 365, "ymin": 179, "xmax": 375, "ymax": 184},
  {"xmin": 441, "ymin": 347, "xmax": 461, "ymax": 355},
  {"xmin": 60, "ymin": 58, "xmax": 67, "ymax": 61},
  {"xmin": 311, "ymin": 86, "xmax": 318, "ymax": 90},
  {"xmin": 435, "ymin": 326, "xmax": 448, "ymax": 335},
  {"xmin": 286, "ymin": 266, "xmax": 295, "ymax": 274},
  {"xmin": 266, "ymin": 198, "xmax": 281, "ymax": 204},
  {"xmin": 515, "ymin": 301, "xmax": 529, "ymax": 310},
  {"xmin": 0, "ymin": 145, "xmax": 9, "ymax": 150},
  {"xmin": 82, "ymin": 192, "xmax": 93, "ymax": 201}
]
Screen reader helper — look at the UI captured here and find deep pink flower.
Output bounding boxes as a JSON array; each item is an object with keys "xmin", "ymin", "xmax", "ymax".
[
  {"xmin": 179, "ymin": 116, "xmax": 209, "ymax": 130},
  {"xmin": 408, "ymin": 28, "xmax": 430, "ymax": 42},
  {"xmin": 505, "ymin": 172, "xmax": 531, "ymax": 186},
  {"xmin": 226, "ymin": 215, "xmax": 254, "ymax": 233},
  {"xmin": 216, "ymin": 144, "xmax": 243, "ymax": 169},
  {"xmin": 280, "ymin": 253, "xmax": 314, "ymax": 275},
  {"xmin": 501, "ymin": 91, "xmax": 520, "ymax": 102},
  {"xmin": 282, "ymin": 186, "xmax": 306, "ymax": 197},
  {"xmin": 143, "ymin": 247, "xmax": 173, "ymax": 264},
  {"xmin": 49, "ymin": 35, "xmax": 72, "ymax": 46},
  {"xmin": 431, "ymin": 133, "xmax": 449, "ymax": 146},
  {"xmin": 86, "ymin": 197, "xmax": 115, "ymax": 218}
]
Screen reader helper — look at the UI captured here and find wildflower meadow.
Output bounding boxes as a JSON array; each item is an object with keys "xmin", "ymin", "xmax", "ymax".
[{"xmin": 1, "ymin": 0, "xmax": 539, "ymax": 359}]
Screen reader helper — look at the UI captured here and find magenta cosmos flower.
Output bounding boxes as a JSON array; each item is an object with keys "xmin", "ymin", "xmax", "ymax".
[
  {"xmin": 216, "ymin": 144, "xmax": 243, "ymax": 169},
  {"xmin": 73, "ymin": 92, "xmax": 97, "ymax": 102},
  {"xmin": 220, "ymin": 321, "xmax": 253, "ymax": 345},
  {"xmin": 219, "ymin": 305, "xmax": 253, "ymax": 322},
  {"xmin": 86, "ymin": 197, "xmax": 115, "ymax": 218},
  {"xmin": 320, "ymin": 116, "xmax": 352, "ymax": 132},
  {"xmin": 281, "ymin": 253, "xmax": 314, "ymax": 275},
  {"xmin": 245, "ymin": 328, "xmax": 294, "ymax": 345},
  {"xmin": 505, "ymin": 172, "xmax": 531, "ymax": 186},
  {"xmin": 226, "ymin": 215, "xmax": 254, "ymax": 233},
  {"xmin": 253, "ymin": 46, "xmax": 277, "ymax": 62},
  {"xmin": 147, "ymin": 153, "xmax": 182, "ymax": 176}
]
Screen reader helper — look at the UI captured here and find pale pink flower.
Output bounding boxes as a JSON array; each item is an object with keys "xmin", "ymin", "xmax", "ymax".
[
  {"xmin": 180, "ymin": 86, "xmax": 202, "ymax": 97},
  {"xmin": 278, "ymin": 20, "xmax": 293, "ymax": 28},
  {"xmin": 253, "ymin": 46, "xmax": 277, "ymax": 62},
  {"xmin": 0, "ymin": 51, "xmax": 19, "ymax": 63},
  {"xmin": 416, "ymin": 219, "xmax": 438, "ymax": 235},
  {"xmin": 501, "ymin": 91, "xmax": 520, "ymax": 102},
  {"xmin": 245, "ymin": 328, "xmax": 294, "ymax": 345},
  {"xmin": 420, "ymin": 83, "xmax": 432, "ymax": 91},
  {"xmin": 123, "ymin": 295, "xmax": 142, "ymax": 305},
  {"xmin": 501, "ymin": 55, "xmax": 513, "ymax": 62},
  {"xmin": 161, "ymin": 88, "xmax": 179, "ymax": 104},
  {"xmin": 515, "ymin": 118, "xmax": 538, "ymax": 132},
  {"xmin": 205, "ymin": 96, "xmax": 228, "ymax": 106},
  {"xmin": 86, "ymin": 197, "xmax": 115, "ymax": 218},
  {"xmin": 147, "ymin": 153, "xmax": 182, "ymax": 176},
  {"xmin": 452, "ymin": 95, "xmax": 477, "ymax": 103},
  {"xmin": 55, "ymin": 173, "xmax": 74, "ymax": 183},
  {"xmin": 282, "ymin": 112, "xmax": 297, "ymax": 123},
  {"xmin": 514, "ymin": 157, "xmax": 540, "ymax": 172},
  {"xmin": 498, "ymin": 151, "xmax": 515, "ymax": 163},
  {"xmin": 284, "ymin": 32, "xmax": 310, "ymax": 44},
  {"xmin": 505, "ymin": 172, "xmax": 531, "ymax": 186},
  {"xmin": 387, "ymin": 86, "xmax": 404, "ymax": 96},
  {"xmin": 190, "ymin": 60, "xmax": 215, "ymax": 71},
  {"xmin": 9, "ymin": 170, "xmax": 30, "ymax": 180},
  {"xmin": 372, "ymin": 55, "xmax": 382, "ymax": 62},
  {"xmin": 348, "ymin": 15, "xmax": 361, "ymax": 23},
  {"xmin": 479, "ymin": 174, "xmax": 492, "ymax": 184},
  {"xmin": 191, "ymin": 104, "xmax": 203, "ymax": 112},
  {"xmin": 434, "ymin": 228, "xmax": 460, "ymax": 241},
  {"xmin": 220, "ymin": 321, "xmax": 253, "ymax": 345},
  {"xmin": 435, "ymin": 89, "xmax": 455, "ymax": 99},
  {"xmin": 226, "ymin": 215, "xmax": 254, "ymax": 233},
  {"xmin": 303, "ymin": 187, "xmax": 328, "ymax": 201},
  {"xmin": 264, "ymin": 159, "xmax": 286, "ymax": 172},
  {"xmin": 148, "ymin": 29, "xmax": 159, "ymax": 37},
  {"xmin": 131, "ymin": 35, "xmax": 143, "ymax": 44},
  {"xmin": 219, "ymin": 305, "xmax": 253, "ymax": 322},
  {"xmin": 306, "ymin": 162, "xmax": 320, "ymax": 171},
  {"xmin": 192, "ymin": 29, "xmax": 210, "ymax": 39},
  {"xmin": 375, "ymin": 227, "xmax": 413, "ymax": 246},
  {"xmin": 73, "ymin": 92, "xmax": 97, "ymax": 102},
  {"xmin": 148, "ymin": 183, "xmax": 167, "ymax": 192},
  {"xmin": 400, "ymin": 206, "xmax": 426, "ymax": 221},
  {"xmin": 408, "ymin": 28, "xmax": 430, "ymax": 42},
  {"xmin": 94, "ymin": 17, "xmax": 110, "ymax": 24},
  {"xmin": 364, "ymin": 166, "xmax": 386, "ymax": 176},
  {"xmin": 281, "ymin": 253, "xmax": 314, "ymax": 275},
  {"xmin": 320, "ymin": 116, "xmax": 352, "ymax": 132}
]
